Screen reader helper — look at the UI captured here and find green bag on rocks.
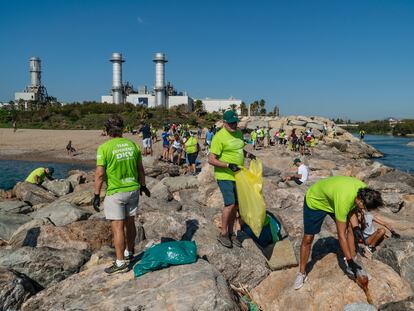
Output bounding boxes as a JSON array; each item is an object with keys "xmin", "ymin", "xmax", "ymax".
[{"xmin": 133, "ymin": 240, "xmax": 197, "ymax": 277}]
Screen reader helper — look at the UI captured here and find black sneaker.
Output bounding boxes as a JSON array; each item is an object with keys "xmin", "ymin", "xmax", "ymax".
[
  {"xmin": 125, "ymin": 254, "xmax": 134, "ymax": 263},
  {"xmin": 230, "ymin": 233, "xmax": 242, "ymax": 248},
  {"xmin": 217, "ymin": 233, "xmax": 232, "ymax": 248},
  {"xmin": 366, "ymin": 245, "xmax": 376, "ymax": 254},
  {"xmin": 104, "ymin": 262, "xmax": 129, "ymax": 275}
]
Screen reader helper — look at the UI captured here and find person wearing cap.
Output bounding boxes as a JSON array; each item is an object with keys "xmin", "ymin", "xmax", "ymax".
[
  {"xmin": 283, "ymin": 158, "xmax": 309, "ymax": 186},
  {"xmin": 93, "ymin": 115, "xmax": 150, "ymax": 275},
  {"xmin": 184, "ymin": 131, "xmax": 199, "ymax": 175},
  {"xmin": 208, "ymin": 110, "xmax": 256, "ymax": 248},
  {"xmin": 25, "ymin": 167, "xmax": 54, "ymax": 185},
  {"xmin": 293, "ymin": 176, "xmax": 383, "ymax": 290}
]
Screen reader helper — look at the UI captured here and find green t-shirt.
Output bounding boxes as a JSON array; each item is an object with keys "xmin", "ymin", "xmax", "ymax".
[
  {"xmin": 96, "ymin": 137, "xmax": 142, "ymax": 196},
  {"xmin": 185, "ymin": 136, "xmax": 198, "ymax": 154},
  {"xmin": 210, "ymin": 128, "xmax": 245, "ymax": 181},
  {"xmin": 306, "ymin": 176, "xmax": 367, "ymax": 222},
  {"xmin": 25, "ymin": 167, "xmax": 46, "ymax": 184},
  {"xmin": 251, "ymin": 131, "xmax": 257, "ymax": 140}
]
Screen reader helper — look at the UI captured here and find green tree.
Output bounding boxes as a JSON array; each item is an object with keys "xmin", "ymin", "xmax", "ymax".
[
  {"xmin": 229, "ymin": 104, "xmax": 237, "ymax": 112},
  {"xmin": 239, "ymin": 102, "xmax": 248, "ymax": 116}
]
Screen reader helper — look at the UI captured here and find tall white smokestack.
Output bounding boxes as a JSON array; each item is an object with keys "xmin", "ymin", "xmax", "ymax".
[
  {"xmin": 29, "ymin": 57, "xmax": 41, "ymax": 87},
  {"xmin": 153, "ymin": 53, "xmax": 167, "ymax": 107},
  {"xmin": 110, "ymin": 52, "xmax": 125, "ymax": 104}
]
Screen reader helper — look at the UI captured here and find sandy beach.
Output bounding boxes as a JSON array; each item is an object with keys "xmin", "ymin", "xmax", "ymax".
[{"xmin": 0, "ymin": 128, "xmax": 164, "ymax": 165}]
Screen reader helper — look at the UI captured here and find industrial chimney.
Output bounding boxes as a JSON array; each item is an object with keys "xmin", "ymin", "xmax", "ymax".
[
  {"xmin": 110, "ymin": 53, "xmax": 125, "ymax": 104},
  {"xmin": 29, "ymin": 57, "xmax": 41, "ymax": 88},
  {"xmin": 153, "ymin": 53, "xmax": 168, "ymax": 107}
]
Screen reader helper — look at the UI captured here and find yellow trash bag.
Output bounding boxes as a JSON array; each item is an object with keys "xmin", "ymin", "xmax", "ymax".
[{"xmin": 235, "ymin": 159, "xmax": 266, "ymax": 238}]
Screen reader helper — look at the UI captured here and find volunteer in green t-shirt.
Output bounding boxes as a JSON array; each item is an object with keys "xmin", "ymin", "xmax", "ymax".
[
  {"xmin": 208, "ymin": 110, "xmax": 256, "ymax": 248},
  {"xmin": 184, "ymin": 132, "xmax": 199, "ymax": 176},
  {"xmin": 293, "ymin": 176, "xmax": 383, "ymax": 290},
  {"xmin": 25, "ymin": 167, "xmax": 54, "ymax": 185},
  {"xmin": 93, "ymin": 115, "xmax": 151, "ymax": 275}
]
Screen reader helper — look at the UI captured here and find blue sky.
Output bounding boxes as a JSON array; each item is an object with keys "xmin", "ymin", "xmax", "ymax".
[{"xmin": 1, "ymin": 0, "xmax": 413, "ymax": 120}]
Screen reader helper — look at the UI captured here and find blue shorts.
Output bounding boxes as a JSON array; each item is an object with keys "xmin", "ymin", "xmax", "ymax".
[
  {"xmin": 303, "ymin": 196, "xmax": 335, "ymax": 235},
  {"xmin": 217, "ymin": 180, "xmax": 238, "ymax": 206}
]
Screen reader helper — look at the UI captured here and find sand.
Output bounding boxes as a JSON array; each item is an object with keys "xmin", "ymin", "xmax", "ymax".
[{"xmin": 0, "ymin": 128, "xmax": 163, "ymax": 165}]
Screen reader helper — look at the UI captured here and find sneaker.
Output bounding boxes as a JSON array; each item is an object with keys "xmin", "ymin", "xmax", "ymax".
[
  {"xmin": 230, "ymin": 233, "xmax": 242, "ymax": 248},
  {"xmin": 125, "ymin": 254, "xmax": 134, "ymax": 263},
  {"xmin": 293, "ymin": 272, "xmax": 307, "ymax": 290},
  {"xmin": 217, "ymin": 233, "xmax": 232, "ymax": 248},
  {"xmin": 365, "ymin": 245, "xmax": 376, "ymax": 254},
  {"xmin": 104, "ymin": 262, "xmax": 129, "ymax": 275}
]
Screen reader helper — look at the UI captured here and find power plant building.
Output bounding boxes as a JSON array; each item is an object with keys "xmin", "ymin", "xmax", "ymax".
[{"xmin": 199, "ymin": 98, "xmax": 242, "ymax": 114}]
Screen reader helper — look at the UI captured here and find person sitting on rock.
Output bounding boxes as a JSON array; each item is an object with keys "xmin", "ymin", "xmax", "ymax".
[
  {"xmin": 25, "ymin": 167, "xmax": 54, "ymax": 185},
  {"xmin": 170, "ymin": 134, "xmax": 183, "ymax": 165},
  {"xmin": 208, "ymin": 110, "xmax": 256, "ymax": 248},
  {"xmin": 357, "ymin": 210, "xmax": 400, "ymax": 254},
  {"xmin": 293, "ymin": 176, "xmax": 383, "ymax": 290},
  {"xmin": 282, "ymin": 158, "xmax": 309, "ymax": 186},
  {"xmin": 93, "ymin": 115, "xmax": 150, "ymax": 275}
]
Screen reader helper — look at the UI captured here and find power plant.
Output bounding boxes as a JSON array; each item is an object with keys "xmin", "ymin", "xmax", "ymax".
[
  {"xmin": 110, "ymin": 53, "xmax": 125, "ymax": 104},
  {"xmin": 153, "ymin": 53, "xmax": 168, "ymax": 108},
  {"xmin": 15, "ymin": 57, "xmax": 53, "ymax": 103}
]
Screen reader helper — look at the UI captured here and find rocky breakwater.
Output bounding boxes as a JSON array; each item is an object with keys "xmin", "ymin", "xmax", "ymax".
[{"xmin": 0, "ymin": 117, "xmax": 413, "ymax": 311}]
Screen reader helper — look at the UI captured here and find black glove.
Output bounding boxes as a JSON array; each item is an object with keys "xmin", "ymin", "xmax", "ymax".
[
  {"xmin": 92, "ymin": 194, "xmax": 100, "ymax": 212},
  {"xmin": 347, "ymin": 259, "xmax": 363, "ymax": 276},
  {"xmin": 248, "ymin": 153, "xmax": 256, "ymax": 160},
  {"xmin": 228, "ymin": 163, "xmax": 240, "ymax": 172},
  {"xmin": 140, "ymin": 185, "xmax": 151, "ymax": 197},
  {"xmin": 391, "ymin": 230, "xmax": 401, "ymax": 239},
  {"xmin": 353, "ymin": 226, "xmax": 365, "ymax": 245}
]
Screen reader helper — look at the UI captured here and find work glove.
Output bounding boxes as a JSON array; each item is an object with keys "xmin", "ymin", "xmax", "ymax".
[
  {"xmin": 140, "ymin": 185, "xmax": 151, "ymax": 197},
  {"xmin": 228, "ymin": 163, "xmax": 240, "ymax": 172},
  {"xmin": 92, "ymin": 194, "xmax": 100, "ymax": 212},
  {"xmin": 248, "ymin": 153, "xmax": 256, "ymax": 160},
  {"xmin": 347, "ymin": 259, "xmax": 364, "ymax": 277},
  {"xmin": 353, "ymin": 226, "xmax": 365, "ymax": 245},
  {"xmin": 391, "ymin": 230, "xmax": 401, "ymax": 239}
]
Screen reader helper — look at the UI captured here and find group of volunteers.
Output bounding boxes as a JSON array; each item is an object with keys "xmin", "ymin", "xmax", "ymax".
[{"xmin": 23, "ymin": 110, "xmax": 399, "ymax": 293}]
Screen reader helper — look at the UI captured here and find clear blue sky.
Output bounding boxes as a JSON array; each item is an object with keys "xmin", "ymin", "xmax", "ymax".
[{"xmin": 1, "ymin": 0, "xmax": 413, "ymax": 120}]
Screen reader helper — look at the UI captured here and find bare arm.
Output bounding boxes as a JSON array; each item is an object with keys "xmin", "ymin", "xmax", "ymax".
[
  {"xmin": 34, "ymin": 175, "xmax": 40, "ymax": 184},
  {"xmin": 137, "ymin": 159, "xmax": 146, "ymax": 186},
  {"xmin": 94, "ymin": 166, "xmax": 105, "ymax": 195},
  {"xmin": 373, "ymin": 215, "xmax": 393, "ymax": 231},
  {"xmin": 336, "ymin": 220, "xmax": 353, "ymax": 260},
  {"xmin": 208, "ymin": 153, "xmax": 229, "ymax": 168}
]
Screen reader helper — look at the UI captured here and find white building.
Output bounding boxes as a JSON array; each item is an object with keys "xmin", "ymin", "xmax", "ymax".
[
  {"xmin": 101, "ymin": 94, "xmax": 193, "ymax": 111},
  {"xmin": 199, "ymin": 98, "xmax": 242, "ymax": 114}
]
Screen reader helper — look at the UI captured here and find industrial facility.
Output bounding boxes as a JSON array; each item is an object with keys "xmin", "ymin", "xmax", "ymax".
[{"xmin": 15, "ymin": 57, "xmax": 54, "ymax": 103}]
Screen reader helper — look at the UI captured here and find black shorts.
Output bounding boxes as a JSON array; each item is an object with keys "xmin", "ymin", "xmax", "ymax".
[
  {"xmin": 292, "ymin": 177, "xmax": 303, "ymax": 185},
  {"xmin": 187, "ymin": 152, "xmax": 198, "ymax": 165},
  {"xmin": 303, "ymin": 196, "xmax": 335, "ymax": 235}
]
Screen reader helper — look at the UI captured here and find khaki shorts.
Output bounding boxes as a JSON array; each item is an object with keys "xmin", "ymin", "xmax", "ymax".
[{"xmin": 104, "ymin": 189, "xmax": 140, "ymax": 220}]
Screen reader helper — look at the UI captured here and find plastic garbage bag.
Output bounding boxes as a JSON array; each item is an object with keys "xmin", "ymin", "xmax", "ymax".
[
  {"xmin": 133, "ymin": 240, "xmax": 197, "ymax": 277},
  {"xmin": 235, "ymin": 159, "xmax": 266, "ymax": 238}
]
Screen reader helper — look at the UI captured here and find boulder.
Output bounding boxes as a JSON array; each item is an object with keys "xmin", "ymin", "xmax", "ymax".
[
  {"xmin": 14, "ymin": 182, "xmax": 56, "ymax": 205},
  {"xmin": 251, "ymin": 253, "xmax": 412, "ymax": 310},
  {"xmin": 22, "ymin": 260, "xmax": 238, "ymax": 311},
  {"xmin": 343, "ymin": 303, "xmax": 377, "ymax": 311},
  {"xmin": 35, "ymin": 219, "xmax": 112, "ymax": 251},
  {"xmin": 8, "ymin": 218, "xmax": 52, "ymax": 248},
  {"xmin": 305, "ymin": 122, "xmax": 325, "ymax": 131},
  {"xmin": 0, "ymin": 200, "xmax": 32, "ymax": 214},
  {"xmin": 0, "ymin": 246, "xmax": 90, "ymax": 288},
  {"xmin": 32, "ymin": 201, "xmax": 91, "ymax": 226},
  {"xmin": 288, "ymin": 119, "xmax": 307, "ymax": 126},
  {"xmin": 0, "ymin": 213, "xmax": 32, "ymax": 241},
  {"xmin": 379, "ymin": 296, "xmax": 414, "ymax": 311},
  {"xmin": 42, "ymin": 179, "xmax": 72, "ymax": 196},
  {"xmin": 53, "ymin": 188, "xmax": 94, "ymax": 206},
  {"xmin": 374, "ymin": 238, "xmax": 414, "ymax": 289},
  {"xmin": 142, "ymin": 157, "xmax": 180, "ymax": 178},
  {"xmin": 264, "ymin": 238, "xmax": 298, "ymax": 270},
  {"xmin": 66, "ymin": 172, "xmax": 86, "ymax": 189},
  {"xmin": 0, "ymin": 268, "xmax": 41, "ymax": 311},
  {"xmin": 160, "ymin": 175, "xmax": 199, "ymax": 192}
]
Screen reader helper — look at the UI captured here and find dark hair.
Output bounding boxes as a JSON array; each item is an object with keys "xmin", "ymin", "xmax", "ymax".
[
  {"xmin": 105, "ymin": 115, "xmax": 124, "ymax": 137},
  {"xmin": 358, "ymin": 188, "xmax": 383, "ymax": 210}
]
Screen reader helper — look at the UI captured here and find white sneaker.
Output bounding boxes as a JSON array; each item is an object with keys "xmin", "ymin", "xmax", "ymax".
[{"xmin": 293, "ymin": 272, "xmax": 307, "ymax": 290}]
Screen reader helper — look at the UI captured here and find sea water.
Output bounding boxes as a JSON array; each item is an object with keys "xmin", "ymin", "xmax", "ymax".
[
  {"xmin": 360, "ymin": 135, "xmax": 414, "ymax": 174},
  {"xmin": 0, "ymin": 160, "xmax": 93, "ymax": 190}
]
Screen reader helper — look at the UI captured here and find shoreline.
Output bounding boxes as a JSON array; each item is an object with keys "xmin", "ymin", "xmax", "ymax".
[{"xmin": 0, "ymin": 151, "xmax": 96, "ymax": 166}]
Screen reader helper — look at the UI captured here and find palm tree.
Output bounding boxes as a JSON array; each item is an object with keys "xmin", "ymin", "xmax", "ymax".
[
  {"xmin": 239, "ymin": 102, "xmax": 247, "ymax": 116},
  {"xmin": 229, "ymin": 104, "xmax": 237, "ymax": 112},
  {"xmin": 259, "ymin": 99, "xmax": 266, "ymax": 116}
]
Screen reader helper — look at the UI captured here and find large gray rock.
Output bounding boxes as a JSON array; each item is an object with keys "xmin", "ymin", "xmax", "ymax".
[
  {"xmin": 14, "ymin": 182, "xmax": 56, "ymax": 205},
  {"xmin": 0, "ymin": 213, "xmax": 32, "ymax": 241},
  {"xmin": 379, "ymin": 296, "xmax": 414, "ymax": 310},
  {"xmin": 42, "ymin": 179, "xmax": 72, "ymax": 196},
  {"xmin": 22, "ymin": 260, "xmax": 238, "ymax": 311},
  {"xmin": 8, "ymin": 218, "xmax": 52, "ymax": 248},
  {"xmin": 0, "ymin": 246, "xmax": 90, "ymax": 288},
  {"xmin": 0, "ymin": 200, "xmax": 32, "ymax": 214},
  {"xmin": 374, "ymin": 238, "xmax": 414, "ymax": 289},
  {"xmin": 305, "ymin": 122, "xmax": 325, "ymax": 131},
  {"xmin": 288, "ymin": 119, "xmax": 307, "ymax": 126},
  {"xmin": 32, "ymin": 201, "xmax": 90, "ymax": 226},
  {"xmin": 160, "ymin": 175, "xmax": 199, "ymax": 192},
  {"xmin": 52, "ymin": 188, "xmax": 93, "ymax": 206},
  {"xmin": 343, "ymin": 303, "xmax": 377, "ymax": 311},
  {"xmin": 0, "ymin": 268, "xmax": 41, "ymax": 311},
  {"xmin": 142, "ymin": 157, "xmax": 180, "ymax": 178}
]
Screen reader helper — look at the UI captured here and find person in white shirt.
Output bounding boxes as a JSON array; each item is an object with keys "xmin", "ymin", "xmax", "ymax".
[{"xmin": 283, "ymin": 158, "xmax": 309, "ymax": 185}]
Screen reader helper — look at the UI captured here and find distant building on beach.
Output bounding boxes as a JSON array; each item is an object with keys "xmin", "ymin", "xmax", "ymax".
[{"xmin": 196, "ymin": 97, "xmax": 242, "ymax": 114}]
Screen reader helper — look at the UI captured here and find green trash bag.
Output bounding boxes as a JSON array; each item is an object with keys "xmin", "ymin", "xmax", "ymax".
[{"xmin": 133, "ymin": 240, "xmax": 197, "ymax": 277}]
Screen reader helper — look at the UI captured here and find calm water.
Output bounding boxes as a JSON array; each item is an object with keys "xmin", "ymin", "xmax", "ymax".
[
  {"xmin": 359, "ymin": 134, "xmax": 414, "ymax": 174},
  {"xmin": 0, "ymin": 160, "xmax": 93, "ymax": 190}
]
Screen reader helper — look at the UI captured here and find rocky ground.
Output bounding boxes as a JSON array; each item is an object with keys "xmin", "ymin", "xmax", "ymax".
[{"xmin": 1, "ymin": 116, "xmax": 414, "ymax": 311}]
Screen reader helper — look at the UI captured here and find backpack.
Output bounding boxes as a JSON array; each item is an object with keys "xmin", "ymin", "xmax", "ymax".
[{"xmin": 241, "ymin": 211, "xmax": 283, "ymax": 248}]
